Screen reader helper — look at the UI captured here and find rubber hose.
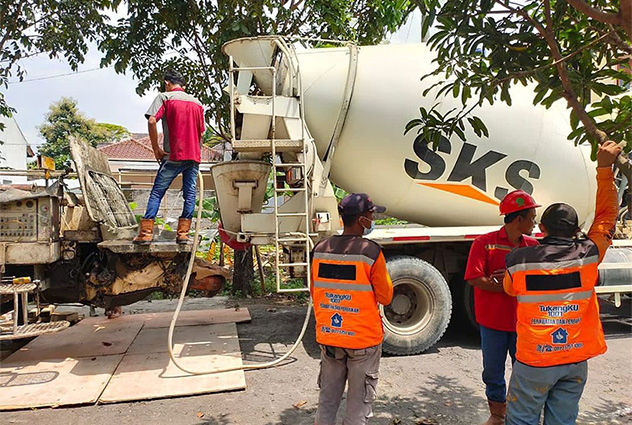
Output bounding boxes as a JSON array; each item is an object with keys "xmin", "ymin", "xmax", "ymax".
[{"xmin": 167, "ymin": 171, "xmax": 313, "ymax": 375}]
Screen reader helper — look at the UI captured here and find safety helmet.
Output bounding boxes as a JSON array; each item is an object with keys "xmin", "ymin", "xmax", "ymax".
[{"xmin": 499, "ymin": 190, "xmax": 541, "ymax": 215}]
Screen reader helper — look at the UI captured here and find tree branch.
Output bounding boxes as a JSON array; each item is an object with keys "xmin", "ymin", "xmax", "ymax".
[
  {"xmin": 541, "ymin": 0, "xmax": 632, "ymax": 181},
  {"xmin": 565, "ymin": 0, "xmax": 622, "ymax": 25}
]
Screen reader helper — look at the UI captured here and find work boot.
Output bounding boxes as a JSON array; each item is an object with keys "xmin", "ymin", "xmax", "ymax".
[
  {"xmin": 133, "ymin": 219, "xmax": 154, "ymax": 245},
  {"xmin": 480, "ymin": 400, "xmax": 506, "ymax": 425},
  {"xmin": 176, "ymin": 218, "xmax": 192, "ymax": 244}
]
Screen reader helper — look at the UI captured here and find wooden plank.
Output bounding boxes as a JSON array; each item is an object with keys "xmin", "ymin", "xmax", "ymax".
[
  {"xmin": 5, "ymin": 319, "xmax": 143, "ymax": 362},
  {"xmin": 99, "ymin": 323, "xmax": 245, "ymax": 403},
  {"xmin": 126, "ymin": 323, "xmax": 237, "ymax": 355},
  {"xmin": 0, "ymin": 355, "xmax": 123, "ymax": 410},
  {"xmin": 75, "ymin": 308, "xmax": 251, "ymax": 329}
]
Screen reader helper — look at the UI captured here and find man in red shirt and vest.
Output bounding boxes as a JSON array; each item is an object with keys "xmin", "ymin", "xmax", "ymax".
[
  {"xmin": 465, "ymin": 190, "xmax": 541, "ymax": 424},
  {"xmin": 311, "ymin": 193, "xmax": 393, "ymax": 425},
  {"xmin": 503, "ymin": 141, "xmax": 622, "ymax": 425},
  {"xmin": 134, "ymin": 69, "xmax": 205, "ymax": 245}
]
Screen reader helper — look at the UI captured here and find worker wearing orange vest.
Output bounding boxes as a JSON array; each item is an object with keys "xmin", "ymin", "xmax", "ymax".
[
  {"xmin": 503, "ymin": 141, "xmax": 622, "ymax": 425},
  {"xmin": 311, "ymin": 193, "xmax": 393, "ymax": 425}
]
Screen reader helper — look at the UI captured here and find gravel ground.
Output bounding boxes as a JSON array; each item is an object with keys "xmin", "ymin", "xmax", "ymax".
[{"xmin": 2, "ymin": 296, "xmax": 631, "ymax": 425}]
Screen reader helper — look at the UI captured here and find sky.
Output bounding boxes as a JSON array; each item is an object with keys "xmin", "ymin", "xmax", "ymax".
[{"xmin": 3, "ymin": 10, "xmax": 422, "ymax": 150}]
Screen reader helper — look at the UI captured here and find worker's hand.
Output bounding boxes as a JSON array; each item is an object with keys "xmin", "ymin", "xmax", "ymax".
[
  {"xmin": 154, "ymin": 147, "xmax": 167, "ymax": 162},
  {"xmin": 597, "ymin": 140, "xmax": 622, "ymax": 168},
  {"xmin": 490, "ymin": 269, "xmax": 505, "ymax": 286}
]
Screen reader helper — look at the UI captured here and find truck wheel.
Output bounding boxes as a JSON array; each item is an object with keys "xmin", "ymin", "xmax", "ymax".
[
  {"xmin": 381, "ymin": 256, "xmax": 452, "ymax": 355},
  {"xmin": 449, "ymin": 275, "xmax": 478, "ymax": 331}
]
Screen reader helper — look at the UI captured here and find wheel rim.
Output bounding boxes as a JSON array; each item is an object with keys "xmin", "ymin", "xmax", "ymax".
[{"xmin": 381, "ymin": 278, "xmax": 436, "ymax": 336}]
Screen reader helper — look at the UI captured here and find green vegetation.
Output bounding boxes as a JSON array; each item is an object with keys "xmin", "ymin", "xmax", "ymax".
[
  {"xmin": 409, "ymin": 0, "xmax": 631, "ymax": 180},
  {"xmin": 38, "ymin": 98, "xmax": 130, "ymax": 168}
]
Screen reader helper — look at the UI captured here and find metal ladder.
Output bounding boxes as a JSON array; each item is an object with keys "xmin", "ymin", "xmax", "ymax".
[{"xmin": 228, "ymin": 37, "xmax": 313, "ymax": 293}]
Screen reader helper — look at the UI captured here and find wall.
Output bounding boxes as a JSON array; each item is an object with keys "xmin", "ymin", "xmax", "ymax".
[{"xmin": 0, "ymin": 116, "xmax": 30, "ymax": 184}]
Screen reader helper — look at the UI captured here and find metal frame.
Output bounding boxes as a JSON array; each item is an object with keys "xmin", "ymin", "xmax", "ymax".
[{"xmin": 228, "ymin": 37, "xmax": 312, "ymax": 294}]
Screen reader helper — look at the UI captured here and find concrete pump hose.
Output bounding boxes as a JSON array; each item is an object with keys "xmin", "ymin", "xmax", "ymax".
[{"xmin": 168, "ymin": 170, "xmax": 313, "ymax": 375}]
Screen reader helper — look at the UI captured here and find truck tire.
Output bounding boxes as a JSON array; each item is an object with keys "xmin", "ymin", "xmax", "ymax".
[
  {"xmin": 381, "ymin": 256, "xmax": 452, "ymax": 355},
  {"xmin": 449, "ymin": 275, "xmax": 478, "ymax": 331}
]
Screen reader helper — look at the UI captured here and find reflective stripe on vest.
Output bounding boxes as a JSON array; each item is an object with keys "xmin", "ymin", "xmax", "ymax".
[
  {"xmin": 313, "ymin": 280, "xmax": 373, "ymax": 292},
  {"xmin": 313, "ymin": 252, "xmax": 376, "ymax": 266},
  {"xmin": 507, "ymin": 255, "xmax": 599, "ymax": 274},
  {"xmin": 516, "ymin": 290, "xmax": 593, "ymax": 303}
]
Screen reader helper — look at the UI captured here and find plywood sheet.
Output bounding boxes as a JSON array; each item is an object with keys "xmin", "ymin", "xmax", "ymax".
[
  {"xmin": 99, "ymin": 323, "xmax": 245, "ymax": 403},
  {"xmin": 0, "ymin": 355, "xmax": 123, "ymax": 410},
  {"xmin": 5, "ymin": 320, "xmax": 143, "ymax": 362},
  {"xmin": 126, "ymin": 323, "xmax": 236, "ymax": 355},
  {"xmin": 76, "ymin": 308, "xmax": 251, "ymax": 329}
]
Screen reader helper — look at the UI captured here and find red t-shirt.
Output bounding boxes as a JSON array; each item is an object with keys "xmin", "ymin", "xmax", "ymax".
[
  {"xmin": 145, "ymin": 87, "xmax": 205, "ymax": 162},
  {"xmin": 464, "ymin": 227, "xmax": 538, "ymax": 332}
]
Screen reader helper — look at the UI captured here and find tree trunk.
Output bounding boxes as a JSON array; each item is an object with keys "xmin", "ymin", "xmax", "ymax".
[{"xmin": 232, "ymin": 247, "xmax": 254, "ymax": 296}]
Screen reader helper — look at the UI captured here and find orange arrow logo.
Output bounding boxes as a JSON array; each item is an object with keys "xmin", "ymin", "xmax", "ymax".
[{"xmin": 418, "ymin": 182, "xmax": 500, "ymax": 206}]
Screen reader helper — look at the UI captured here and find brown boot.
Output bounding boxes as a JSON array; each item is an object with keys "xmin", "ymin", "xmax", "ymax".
[
  {"xmin": 481, "ymin": 400, "xmax": 506, "ymax": 425},
  {"xmin": 133, "ymin": 219, "xmax": 154, "ymax": 245},
  {"xmin": 176, "ymin": 218, "xmax": 192, "ymax": 244}
]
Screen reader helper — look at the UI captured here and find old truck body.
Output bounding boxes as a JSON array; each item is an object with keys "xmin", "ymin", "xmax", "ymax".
[{"xmin": 0, "ymin": 138, "xmax": 227, "ymax": 323}]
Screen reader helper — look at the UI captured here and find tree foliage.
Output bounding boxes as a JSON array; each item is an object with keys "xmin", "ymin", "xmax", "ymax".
[
  {"xmin": 408, "ymin": 0, "xmax": 632, "ymax": 180},
  {"xmin": 38, "ymin": 97, "xmax": 129, "ymax": 168},
  {"xmin": 0, "ymin": 0, "xmax": 116, "ymax": 129},
  {"xmin": 98, "ymin": 0, "xmax": 413, "ymax": 139}
]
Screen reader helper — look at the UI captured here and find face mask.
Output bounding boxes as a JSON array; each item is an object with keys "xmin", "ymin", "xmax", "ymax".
[{"xmin": 360, "ymin": 216, "xmax": 374, "ymax": 236}]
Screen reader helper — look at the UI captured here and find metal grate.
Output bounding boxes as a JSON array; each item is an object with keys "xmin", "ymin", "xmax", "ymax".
[
  {"xmin": 0, "ymin": 283, "xmax": 38, "ymax": 294},
  {"xmin": 0, "ymin": 321, "xmax": 70, "ymax": 340}
]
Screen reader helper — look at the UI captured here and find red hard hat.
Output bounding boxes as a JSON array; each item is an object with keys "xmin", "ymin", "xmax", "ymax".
[{"xmin": 499, "ymin": 190, "xmax": 541, "ymax": 215}]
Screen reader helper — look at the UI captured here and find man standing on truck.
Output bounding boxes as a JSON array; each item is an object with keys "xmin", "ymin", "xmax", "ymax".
[
  {"xmin": 311, "ymin": 193, "xmax": 393, "ymax": 425},
  {"xmin": 465, "ymin": 190, "xmax": 541, "ymax": 425},
  {"xmin": 133, "ymin": 69, "xmax": 205, "ymax": 245},
  {"xmin": 503, "ymin": 141, "xmax": 621, "ymax": 425}
]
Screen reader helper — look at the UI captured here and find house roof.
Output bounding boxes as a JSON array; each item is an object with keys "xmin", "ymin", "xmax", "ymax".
[{"xmin": 98, "ymin": 135, "xmax": 222, "ymax": 162}]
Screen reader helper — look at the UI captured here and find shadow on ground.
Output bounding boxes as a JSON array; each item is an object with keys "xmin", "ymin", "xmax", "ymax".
[{"xmin": 262, "ymin": 373, "xmax": 486, "ymax": 425}]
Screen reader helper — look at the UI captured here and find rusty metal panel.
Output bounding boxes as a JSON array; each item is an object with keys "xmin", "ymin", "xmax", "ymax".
[
  {"xmin": 69, "ymin": 137, "xmax": 138, "ymax": 236},
  {"xmin": 4, "ymin": 242, "xmax": 60, "ymax": 264}
]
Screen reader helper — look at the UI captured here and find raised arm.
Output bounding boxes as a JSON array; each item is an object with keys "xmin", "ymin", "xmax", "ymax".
[{"xmin": 588, "ymin": 141, "xmax": 622, "ymax": 262}]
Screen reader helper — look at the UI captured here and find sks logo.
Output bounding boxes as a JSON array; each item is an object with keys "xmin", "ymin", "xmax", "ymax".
[{"xmin": 405, "ymin": 136, "xmax": 541, "ymax": 206}]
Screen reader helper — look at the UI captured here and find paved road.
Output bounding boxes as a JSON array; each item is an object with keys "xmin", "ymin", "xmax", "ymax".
[{"xmin": 2, "ymin": 297, "xmax": 631, "ymax": 425}]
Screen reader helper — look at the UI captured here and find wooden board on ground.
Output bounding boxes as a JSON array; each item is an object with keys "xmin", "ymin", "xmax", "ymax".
[
  {"xmin": 5, "ymin": 320, "xmax": 143, "ymax": 363},
  {"xmin": 74, "ymin": 308, "xmax": 251, "ymax": 329},
  {"xmin": 126, "ymin": 323, "xmax": 236, "ymax": 355},
  {"xmin": 0, "ymin": 355, "xmax": 123, "ymax": 410},
  {"xmin": 99, "ymin": 323, "xmax": 245, "ymax": 403}
]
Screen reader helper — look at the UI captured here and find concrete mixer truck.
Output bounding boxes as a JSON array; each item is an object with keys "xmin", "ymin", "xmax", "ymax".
[{"xmin": 212, "ymin": 36, "xmax": 632, "ymax": 355}]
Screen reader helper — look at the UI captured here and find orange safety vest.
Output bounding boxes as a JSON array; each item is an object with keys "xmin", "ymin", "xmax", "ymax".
[
  {"xmin": 504, "ymin": 240, "xmax": 606, "ymax": 367},
  {"xmin": 310, "ymin": 235, "xmax": 393, "ymax": 350},
  {"xmin": 503, "ymin": 167, "xmax": 618, "ymax": 367}
]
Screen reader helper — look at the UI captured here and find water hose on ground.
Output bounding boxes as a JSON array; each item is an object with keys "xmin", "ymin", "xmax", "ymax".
[{"xmin": 167, "ymin": 171, "xmax": 313, "ymax": 375}]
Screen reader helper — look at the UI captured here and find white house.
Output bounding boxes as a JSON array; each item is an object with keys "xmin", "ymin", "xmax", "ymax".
[{"xmin": 0, "ymin": 115, "xmax": 34, "ymax": 184}]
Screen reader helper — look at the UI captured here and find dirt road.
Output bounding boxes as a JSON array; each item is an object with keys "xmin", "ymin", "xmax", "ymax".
[{"xmin": 2, "ymin": 297, "xmax": 631, "ymax": 425}]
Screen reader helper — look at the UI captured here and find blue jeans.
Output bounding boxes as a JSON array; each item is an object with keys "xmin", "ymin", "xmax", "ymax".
[
  {"xmin": 480, "ymin": 325, "xmax": 517, "ymax": 403},
  {"xmin": 506, "ymin": 360, "xmax": 588, "ymax": 425},
  {"xmin": 144, "ymin": 160, "xmax": 199, "ymax": 220}
]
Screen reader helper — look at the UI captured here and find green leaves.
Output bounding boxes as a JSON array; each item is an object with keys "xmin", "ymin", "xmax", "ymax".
[
  {"xmin": 405, "ymin": 103, "xmax": 488, "ymax": 150},
  {"xmin": 38, "ymin": 98, "xmax": 129, "ymax": 169},
  {"xmin": 413, "ymin": 0, "xmax": 632, "ymax": 154},
  {"xmin": 96, "ymin": 0, "xmax": 413, "ymax": 140}
]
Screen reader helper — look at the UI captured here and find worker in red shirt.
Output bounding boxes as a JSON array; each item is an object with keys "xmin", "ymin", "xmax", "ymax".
[
  {"xmin": 464, "ymin": 190, "xmax": 540, "ymax": 425},
  {"xmin": 134, "ymin": 69, "xmax": 205, "ymax": 245}
]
